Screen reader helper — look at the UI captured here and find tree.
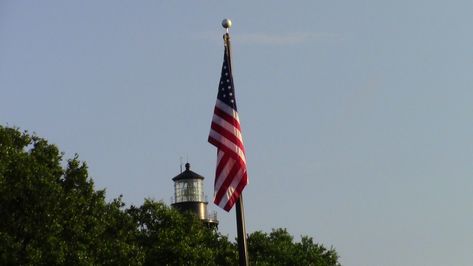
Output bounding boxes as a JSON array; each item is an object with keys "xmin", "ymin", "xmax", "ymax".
[
  {"xmin": 248, "ymin": 228, "xmax": 340, "ymax": 266},
  {"xmin": 0, "ymin": 126, "xmax": 143, "ymax": 265},
  {"xmin": 127, "ymin": 199, "xmax": 237, "ymax": 266}
]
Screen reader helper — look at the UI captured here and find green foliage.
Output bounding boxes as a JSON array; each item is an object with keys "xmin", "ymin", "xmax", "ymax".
[
  {"xmin": 248, "ymin": 228, "xmax": 340, "ymax": 266},
  {"xmin": 127, "ymin": 200, "xmax": 238, "ymax": 265},
  {"xmin": 0, "ymin": 126, "xmax": 143, "ymax": 265},
  {"xmin": 0, "ymin": 125, "xmax": 340, "ymax": 265}
]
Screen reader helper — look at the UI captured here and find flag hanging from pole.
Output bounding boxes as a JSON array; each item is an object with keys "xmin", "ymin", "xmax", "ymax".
[{"xmin": 208, "ymin": 33, "xmax": 248, "ymax": 212}]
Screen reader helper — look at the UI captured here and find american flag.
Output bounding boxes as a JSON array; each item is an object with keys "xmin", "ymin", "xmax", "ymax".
[{"xmin": 208, "ymin": 34, "xmax": 248, "ymax": 212}]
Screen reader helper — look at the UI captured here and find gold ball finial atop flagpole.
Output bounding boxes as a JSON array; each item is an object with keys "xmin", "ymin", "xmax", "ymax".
[{"xmin": 222, "ymin": 18, "xmax": 232, "ymax": 33}]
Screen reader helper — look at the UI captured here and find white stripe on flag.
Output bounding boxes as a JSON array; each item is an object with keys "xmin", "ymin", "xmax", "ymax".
[
  {"xmin": 209, "ymin": 130, "xmax": 246, "ymax": 164},
  {"xmin": 214, "ymin": 157, "xmax": 236, "ymax": 195},
  {"xmin": 215, "ymin": 99, "xmax": 241, "ymax": 122},
  {"xmin": 212, "ymin": 115, "xmax": 243, "ymax": 141}
]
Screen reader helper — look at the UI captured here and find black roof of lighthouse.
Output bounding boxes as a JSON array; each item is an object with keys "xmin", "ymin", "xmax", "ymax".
[{"xmin": 172, "ymin": 163, "xmax": 205, "ymax": 181}]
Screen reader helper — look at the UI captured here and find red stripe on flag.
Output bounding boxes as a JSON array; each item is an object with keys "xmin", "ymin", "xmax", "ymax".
[
  {"xmin": 215, "ymin": 153, "xmax": 230, "ymax": 186},
  {"xmin": 213, "ymin": 162, "xmax": 241, "ymax": 204},
  {"xmin": 208, "ymin": 136, "xmax": 246, "ymax": 167},
  {"xmin": 213, "ymin": 107, "xmax": 241, "ymax": 131},
  {"xmin": 210, "ymin": 122, "xmax": 245, "ymax": 152},
  {"xmin": 223, "ymin": 172, "xmax": 248, "ymax": 211}
]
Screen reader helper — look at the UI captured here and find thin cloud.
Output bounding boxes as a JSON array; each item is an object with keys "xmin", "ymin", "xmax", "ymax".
[
  {"xmin": 235, "ymin": 32, "xmax": 342, "ymax": 45},
  {"xmin": 191, "ymin": 31, "xmax": 344, "ymax": 46}
]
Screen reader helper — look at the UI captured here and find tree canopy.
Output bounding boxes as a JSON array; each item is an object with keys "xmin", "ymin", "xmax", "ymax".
[
  {"xmin": 248, "ymin": 229, "xmax": 340, "ymax": 266},
  {"xmin": 0, "ymin": 125, "xmax": 340, "ymax": 265},
  {"xmin": 0, "ymin": 126, "xmax": 142, "ymax": 265}
]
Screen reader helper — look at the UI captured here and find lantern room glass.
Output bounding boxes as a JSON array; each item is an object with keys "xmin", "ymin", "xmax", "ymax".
[{"xmin": 174, "ymin": 179, "xmax": 205, "ymax": 202}]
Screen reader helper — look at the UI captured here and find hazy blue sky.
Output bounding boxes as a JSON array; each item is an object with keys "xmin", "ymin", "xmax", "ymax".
[{"xmin": 1, "ymin": 1, "xmax": 472, "ymax": 265}]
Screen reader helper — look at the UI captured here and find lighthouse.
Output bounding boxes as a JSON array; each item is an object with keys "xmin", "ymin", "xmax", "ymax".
[{"xmin": 171, "ymin": 163, "xmax": 218, "ymax": 227}]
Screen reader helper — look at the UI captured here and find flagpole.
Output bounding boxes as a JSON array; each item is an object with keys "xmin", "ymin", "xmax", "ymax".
[
  {"xmin": 235, "ymin": 195, "xmax": 249, "ymax": 266},
  {"xmin": 222, "ymin": 18, "xmax": 249, "ymax": 266}
]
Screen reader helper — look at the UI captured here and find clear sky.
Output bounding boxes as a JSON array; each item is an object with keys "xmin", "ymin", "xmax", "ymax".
[{"xmin": 1, "ymin": 1, "xmax": 472, "ymax": 265}]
